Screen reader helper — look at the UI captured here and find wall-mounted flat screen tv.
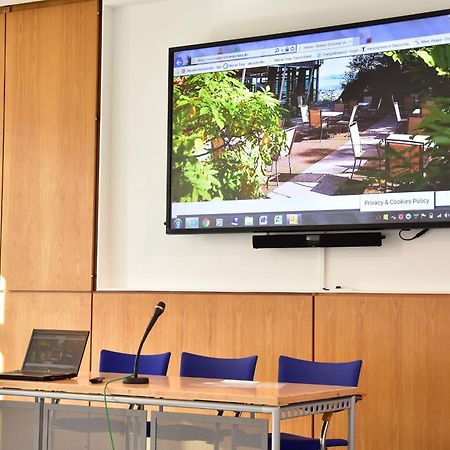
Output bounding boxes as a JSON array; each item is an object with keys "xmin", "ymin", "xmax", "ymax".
[{"xmin": 167, "ymin": 9, "xmax": 450, "ymax": 234}]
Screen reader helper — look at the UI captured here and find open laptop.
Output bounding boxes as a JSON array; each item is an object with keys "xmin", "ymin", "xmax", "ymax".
[{"xmin": 0, "ymin": 329, "xmax": 89, "ymax": 381}]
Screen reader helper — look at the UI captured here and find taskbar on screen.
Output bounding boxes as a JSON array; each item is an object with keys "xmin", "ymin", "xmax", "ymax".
[{"xmin": 171, "ymin": 209, "xmax": 450, "ymax": 231}]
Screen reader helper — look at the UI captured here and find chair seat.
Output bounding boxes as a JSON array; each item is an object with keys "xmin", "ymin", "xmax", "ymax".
[
  {"xmin": 268, "ymin": 432, "xmax": 348, "ymax": 450},
  {"xmin": 359, "ymin": 146, "xmax": 383, "ymax": 160}
]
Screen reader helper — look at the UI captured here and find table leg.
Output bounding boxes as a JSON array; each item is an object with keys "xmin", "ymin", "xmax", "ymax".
[
  {"xmin": 348, "ymin": 396, "xmax": 356, "ymax": 450},
  {"xmin": 271, "ymin": 407, "xmax": 280, "ymax": 450},
  {"xmin": 36, "ymin": 397, "xmax": 45, "ymax": 450}
]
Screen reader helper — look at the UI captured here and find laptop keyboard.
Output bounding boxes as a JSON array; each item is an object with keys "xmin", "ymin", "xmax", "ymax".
[{"xmin": 15, "ymin": 370, "xmax": 59, "ymax": 375}]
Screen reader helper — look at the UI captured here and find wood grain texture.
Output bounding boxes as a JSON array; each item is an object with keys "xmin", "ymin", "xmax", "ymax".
[
  {"xmin": 0, "ymin": 291, "xmax": 92, "ymax": 373},
  {"xmin": 92, "ymin": 292, "xmax": 313, "ymax": 433},
  {"xmin": 1, "ymin": 0, "xmax": 99, "ymax": 291},
  {"xmin": 314, "ymin": 294, "xmax": 450, "ymax": 450}
]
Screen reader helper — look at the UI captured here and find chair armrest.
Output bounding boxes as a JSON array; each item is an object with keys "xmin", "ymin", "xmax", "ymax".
[
  {"xmin": 319, "ymin": 411, "xmax": 333, "ymax": 450},
  {"xmin": 319, "ymin": 395, "xmax": 362, "ymax": 450}
]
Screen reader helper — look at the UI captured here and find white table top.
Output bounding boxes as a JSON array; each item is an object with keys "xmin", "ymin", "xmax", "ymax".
[
  {"xmin": 321, "ymin": 111, "xmax": 343, "ymax": 118},
  {"xmin": 386, "ymin": 133, "xmax": 430, "ymax": 145}
]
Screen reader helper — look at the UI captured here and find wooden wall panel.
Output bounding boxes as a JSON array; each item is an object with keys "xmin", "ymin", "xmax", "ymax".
[
  {"xmin": 1, "ymin": 0, "xmax": 99, "ymax": 291},
  {"xmin": 0, "ymin": 292, "xmax": 92, "ymax": 373},
  {"xmin": 92, "ymin": 292, "xmax": 313, "ymax": 434},
  {"xmin": 314, "ymin": 294, "xmax": 450, "ymax": 450}
]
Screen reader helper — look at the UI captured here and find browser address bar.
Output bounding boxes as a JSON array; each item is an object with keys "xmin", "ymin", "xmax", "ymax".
[
  {"xmin": 190, "ymin": 45, "xmax": 296, "ymax": 65},
  {"xmin": 190, "ymin": 38, "xmax": 356, "ymax": 65}
]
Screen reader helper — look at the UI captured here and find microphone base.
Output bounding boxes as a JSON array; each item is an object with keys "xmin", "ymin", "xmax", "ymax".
[{"xmin": 123, "ymin": 375, "xmax": 149, "ymax": 384}]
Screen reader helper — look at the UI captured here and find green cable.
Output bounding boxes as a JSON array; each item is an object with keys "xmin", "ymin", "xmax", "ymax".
[{"xmin": 103, "ymin": 375, "xmax": 130, "ymax": 450}]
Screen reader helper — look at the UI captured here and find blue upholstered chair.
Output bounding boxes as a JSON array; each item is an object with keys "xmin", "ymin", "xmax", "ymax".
[
  {"xmin": 168, "ymin": 352, "xmax": 259, "ymax": 445},
  {"xmin": 269, "ymin": 356, "xmax": 362, "ymax": 450},
  {"xmin": 99, "ymin": 349, "xmax": 171, "ymax": 376},
  {"xmin": 180, "ymin": 352, "xmax": 258, "ymax": 418},
  {"xmin": 180, "ymin": 352, "xmax": 258, "ymax": 381},
  {"xmin": 50, "ymin": 350, "xmax": 171, "ymax": 438},
  {"xmin": 100, "ymin": 349, "xmax": 171, "ymax": 438}
]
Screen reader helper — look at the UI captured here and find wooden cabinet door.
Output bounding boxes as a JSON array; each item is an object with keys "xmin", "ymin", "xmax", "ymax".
[
  {"xmin": 1, "ymin": 0, "xmax": 99, "ymax": 291},
  {"xmin": 315, "ymin": 294, "xmax": 450, "ymax": 450},
  {"xmin": 0, "ymin": 291, "xmax": 92, "ymax": 372}
]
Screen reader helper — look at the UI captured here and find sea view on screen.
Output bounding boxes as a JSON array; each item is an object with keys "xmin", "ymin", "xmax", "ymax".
[{"xmin": 169, "ymin": 12, "xmax": 450, "ymax": 231}]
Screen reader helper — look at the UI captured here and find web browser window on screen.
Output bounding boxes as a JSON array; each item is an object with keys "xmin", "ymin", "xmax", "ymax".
[{"xmin": 167, "ymin": 11, "xmax": 450, "ymax": 233}]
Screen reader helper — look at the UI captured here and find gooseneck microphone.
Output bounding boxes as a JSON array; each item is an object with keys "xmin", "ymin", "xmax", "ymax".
[{"xmin": 123, "ymin": 301, "xmax": 166, "ymax": 384}]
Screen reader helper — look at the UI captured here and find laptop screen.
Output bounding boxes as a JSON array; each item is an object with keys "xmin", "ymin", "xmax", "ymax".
[{"xmin": 22, "ymin": 329, "xmax": 89, "ymax": 373}]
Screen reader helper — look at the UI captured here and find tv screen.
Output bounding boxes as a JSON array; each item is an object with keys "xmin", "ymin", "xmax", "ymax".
[{"xmin": 166, "ymin": 9, "xmax": 450, "ymax": 234}]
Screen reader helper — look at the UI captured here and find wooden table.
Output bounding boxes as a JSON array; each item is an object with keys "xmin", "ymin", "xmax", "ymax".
[{"xmin": 0, "ymin": 374, "xmax": 361, "ymax": 450}]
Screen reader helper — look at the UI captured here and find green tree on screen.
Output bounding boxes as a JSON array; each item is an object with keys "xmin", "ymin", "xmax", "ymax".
[{"xmin": 171, "ymin": 71, "xmax": 286, "ymax": 202}]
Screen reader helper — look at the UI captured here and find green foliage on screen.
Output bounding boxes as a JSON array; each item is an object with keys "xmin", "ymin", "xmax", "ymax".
[{"xmin": 171, "ymin": 71, "xmax": 286, "ymax": 202}]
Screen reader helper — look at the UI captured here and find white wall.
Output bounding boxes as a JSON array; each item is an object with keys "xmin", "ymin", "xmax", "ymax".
[{"xmin": 97, "ymin": 0, "xmax": 450, "ymax": 293}]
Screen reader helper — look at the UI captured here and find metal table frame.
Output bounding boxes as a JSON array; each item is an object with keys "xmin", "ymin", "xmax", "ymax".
[{"xmin": 0, "ymin": 387, "xmax": 357, "ymax": 450}]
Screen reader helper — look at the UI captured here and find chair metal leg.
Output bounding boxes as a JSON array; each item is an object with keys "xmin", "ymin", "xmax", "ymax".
[
  {"xmin": 351, "ymin": 159, "xmax": 357, "ymax": 179},
  {"xmin": 356, "ymin": 159, "xmax": 362, "ymax": 177}
]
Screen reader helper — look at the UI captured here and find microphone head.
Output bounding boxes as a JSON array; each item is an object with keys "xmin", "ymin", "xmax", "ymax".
[{"xmin": 156, "ymin": 301, "xmax": 166, "ymax": 313}]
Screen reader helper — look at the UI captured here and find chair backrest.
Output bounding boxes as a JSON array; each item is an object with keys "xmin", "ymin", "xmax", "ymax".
[
  {"xmin": 180, "ymin": 352, "xmax": 258, "ymax": 381},
  {"xmin": 300, "ymin": 105, "xmax": 309, "ymax": 124},
  {"xmin": 99, "ymin": 349, "xmax": 171, "ymax": 375},
  {"xmin": 309, "ymin": 109, "xmax": 322, "ymax": 128},
  {"xmin": 349, "ymin": 105, "xmax": 359, "ymax": 123},
  {"xmin": 407, "ymin": 116, "xmax": 423, "ymax": 134},
  {"xmin": 420, "ymin": 99, "xmax": 434, "ymax": 117},
  {"xmin": 348, "ymin": 99, "xmax": 357, "ymax": 111},
  {"xmin": 278, "ymin": 356, "xmax": 362, "ymax": 387},
  {"xmin": 349, "ymin": 121, "xmax": 362, "ymax": 157},
  {"xmin": 393, "ymin": 101, "xmax": 402, "ymax": 121},
  {"xmin": 333, "ymin": 102, "xmax": 345, "ymax": 112},
  {"xmin": 404, "ymin": 95, "xmax": 414, "ymax": 112},
  {"xmin": 284, "ymin": 126, "xmax": 297, "ymax": 154},
  {"xmin": 362, "ymin": 95, "xmax": 372, "ymax": 106}
]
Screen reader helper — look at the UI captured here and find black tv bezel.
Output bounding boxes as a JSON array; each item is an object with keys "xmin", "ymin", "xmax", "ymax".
[{"xmin": 166, "ymin": 8, "xmax": 450, "ymax": 235}]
